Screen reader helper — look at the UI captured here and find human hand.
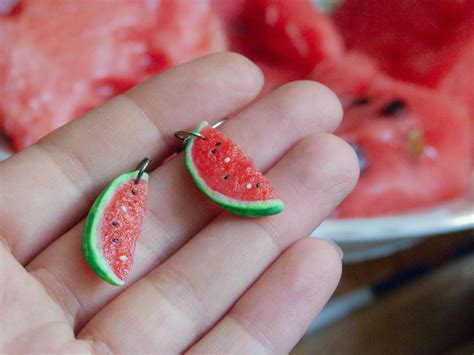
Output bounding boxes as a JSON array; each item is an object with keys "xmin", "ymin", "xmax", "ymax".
[{"xmin": 0, "ymin": 53, "xmax": 358, "ymax": 353}]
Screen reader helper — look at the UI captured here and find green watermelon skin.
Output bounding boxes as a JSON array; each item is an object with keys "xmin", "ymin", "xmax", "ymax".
[
  {"xmin": 82, "ymin": 171, "xmax": 148, "ymax": 286},
  {"xmin": 185, "ymin": 122, "xmax": 284, "ymax": 218}
]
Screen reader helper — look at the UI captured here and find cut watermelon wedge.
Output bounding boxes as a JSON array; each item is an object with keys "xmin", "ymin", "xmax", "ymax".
[
  {"xmin": 312, "ymin": 54, "xmax": 470, "ymax": 217},
  {"xmin": 185, "ymin": 122, "xmax": 284, "ymax": 217},
  {"xmin": 82, "ymin": 171, "xmax": 148, "ymax": 286}
]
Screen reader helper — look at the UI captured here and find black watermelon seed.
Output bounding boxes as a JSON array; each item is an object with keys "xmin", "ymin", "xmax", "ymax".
[
  {"xmin": 349, "ymin": 96, "xmax": 371, "ymax": 108},
  {"xmin": 224, "ymin": 175, "xmax": 230, "ymax": 180},
  {"xmin": 112, "ymin": 221, "xmax": 119, "ymax": 227},
  {"xmin": 211, "ymin": 148, "xmax": 217, "ymax": 154},
  {"xmin": 350, "ymin": 143, "xmax": 368, "ymax": 172},
  {"xmin": 215, "ymin": 142, "xmax": 222, "ymax": 146},
  {"xmin": 112, "ymin": 238, "xmax": 119, "ymax": 243},
  {"xmin": 131, "ymin": 189, "xmax": 137, "ymax": 195},
  {"xmin": 256, "ymin": 182, "xmax": 261, "ymax": 188},
  {"xmin": 379, "ymin": 99, "xmax": 406, "ymax": 117}
]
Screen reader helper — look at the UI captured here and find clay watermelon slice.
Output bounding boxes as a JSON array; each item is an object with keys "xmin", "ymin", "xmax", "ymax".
[
  {"xmin": 82, "ymin": 171, "xmax": 148, "ymax": 285},
  {"xmin": 185, "ymin": 122, "xmax": 284, "ymax": 217}
]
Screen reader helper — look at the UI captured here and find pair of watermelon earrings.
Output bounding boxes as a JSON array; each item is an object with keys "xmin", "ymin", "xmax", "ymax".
[{"xmin": 82, "ymin": 121, "xmax": 284, "ymax": 285}]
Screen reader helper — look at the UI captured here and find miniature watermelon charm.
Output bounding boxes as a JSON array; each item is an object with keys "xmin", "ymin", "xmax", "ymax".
[
  {"xmin": 82, "ymin": 158, "xmax": 150, "ymax": 286},
  {"xmin": 176, "ymin": 121, "xmax": 284, "ymax": 217}
]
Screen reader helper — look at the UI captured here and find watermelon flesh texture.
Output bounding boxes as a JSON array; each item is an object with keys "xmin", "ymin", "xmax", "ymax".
[
  {"xmin": 333, "ymin": 0, "xmax": 474, "ymax": 86},
  {"xmin": 0, "ymin": 0, "xmax": 226, "ymax": 151},
  {"xmin": 213, "ymin": 0, "xmax": 343, "ymax": 94},
  {"xmin": 312, "ymin": 54, "xmax": 471, "ymax": 217},
  {"xmin": 333, "ymin": 0, "xmax": 474, "ymax": 160},
  {"xmin": 185, "ymin": 122, "xmax": 284, "ymax": 217},
  {"xmin": 82, "ymin": 171, "xmax": 148, "ymax": 285}
]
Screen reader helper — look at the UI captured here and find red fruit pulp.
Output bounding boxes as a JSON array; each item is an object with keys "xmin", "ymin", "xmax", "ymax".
[
  {"xmin": 334, "ymin": 0, "xmax": 474, "ymax": 159},
  {"xmin": 213, "ymin": 0, "xmax": 343, "ymax": 94},
  {"xmin": 312, "ymin": 54, "xmax": 471, "ymax": 217},
  {"xmin": 100, "ymin": 179, "xmax": 147, "ymax": 281},
  {"xmin": 0, "ymin": 0, "xmax": 225, "ymax": 150},
  {"xmin": 191, "ymin": 125, "xmax": 278, "ymax": 201}
]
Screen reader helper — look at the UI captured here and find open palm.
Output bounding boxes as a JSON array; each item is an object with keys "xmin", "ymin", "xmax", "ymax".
[{"xmin": 0, "ymin": 53, "xmax": 358, "ymax": 353}]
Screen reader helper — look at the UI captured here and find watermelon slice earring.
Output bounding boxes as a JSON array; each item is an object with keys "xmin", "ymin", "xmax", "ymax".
[
  {"xmin": 82, "ymin": 158, "xmax": 150, "ymax": 286},
  {"xmin": 175, "ymin": 121, "xmax": 284, "ymax": 217}
]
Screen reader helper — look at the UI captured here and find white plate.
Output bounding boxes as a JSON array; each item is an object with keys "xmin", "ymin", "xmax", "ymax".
[{"xmin": 313, "ymin": 193, "xmax": 473, "ymax": 262}]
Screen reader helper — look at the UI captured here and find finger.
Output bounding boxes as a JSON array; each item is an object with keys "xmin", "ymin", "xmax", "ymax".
[
  {"xmin": 0, "ymin": 238, "xmax": 74, "ymax": 353},
  {"xmin": 0, "ymin": 52, "xmax": 264, "ymax": 264},
  {"xmin": 78, "ymin": 133, "xmax": 359, "ymax": 353},
  {"xmin": 27, "ymin": 81, "xmax": 343, "ymax": 331},
  {"xmin": 188, "ymin": 238, "xmax": 342, "ymax": 354}
]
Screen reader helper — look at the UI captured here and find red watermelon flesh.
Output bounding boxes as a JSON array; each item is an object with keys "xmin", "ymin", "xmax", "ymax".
[
  {"xmin": 0, "ymin": 0, "xmax": 226, "ymax": 151},
  {"xmin": 435, "ymin": 38, "xmax": 474, "ymax": 160},
  {"xmin": 242, "ymin": 0, "xmax": 343, "ymax": 70},
  {"xmin": 185, "ymin": 122, "xmax": 283, "ymax": 217},
  {"xmin": 333, "ymin": 0, "xmax": 474, "ymax": 160},
  {"xmin": 333, "ymin": 0, "xmax": 474, "ymax": 87},
  {"xmin": 212, "ymin": 0, "xmax": 343, "ymax": 94},
  {"xmin": 255, "ymin": 59, "xmax": 308, "ymax": 95},
  {"xmin": 100, "ymin": 179, "xmax": 147, "ymax": 281},
  {"xmin": 192, "ymin": 125, "xmax": 277, "ymax": 201},
  {"xmin": 312, "ymin": 54, "xmax": 471, "ymax": 217}
]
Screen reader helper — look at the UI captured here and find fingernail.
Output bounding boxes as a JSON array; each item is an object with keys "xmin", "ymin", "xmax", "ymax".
[{"xmin": 327, "ymin": 239, "xmax": 344, "ymax": 260}]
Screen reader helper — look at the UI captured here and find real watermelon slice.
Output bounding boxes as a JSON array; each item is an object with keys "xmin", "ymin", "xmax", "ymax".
[
  {"xmin": 0, "ymin": 0, "xmax": 226, "ymax": 151},
  {"xmin": 333, "ymin": 0, "xmax": 474, "ymax": 87},
  {"xmin": 82, "ymin": 171, "xmax": 148, "ymax": 286},
  {"xmin": 333, "ymin": 0, "xmax": 474, "ymax": 160},
  {"xmin": 241, "ymin": 0, "xmax": 344, "ymax": 73},
  {"xmin": 212, "ymin": 0, "xmax": 343, "ymax": 94},
  {"xmin": 185, "ymin": 122, "xmax": 284, "ymax": 217},
  {"xmin": 312, "ymin": 54, "xmax": 471, "ymax": 217}
]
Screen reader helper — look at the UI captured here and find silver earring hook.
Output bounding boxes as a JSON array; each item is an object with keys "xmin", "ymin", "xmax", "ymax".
[
  {"xmin": 135, "ymin": 157, "xmax": 150, "ymax": 184},
  {"xmin": 174, "ymin": 130, "xmax": 207, "ymax": 141},
  {"xmin": 174, "ymin": 118, "xmax": 227, "ymax": 152}
]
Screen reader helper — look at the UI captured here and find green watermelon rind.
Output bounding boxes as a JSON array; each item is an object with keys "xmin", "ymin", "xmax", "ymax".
[
  {"xmin": 185, "ymin": 121, "xmax": 284, "ymax": 218},
  {"xmin": 82, "ymin": 171, "xmax": 148, "ymax": 286}
]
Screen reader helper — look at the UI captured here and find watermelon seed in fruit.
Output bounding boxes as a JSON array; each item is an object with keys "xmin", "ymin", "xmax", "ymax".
[
  {"xmin": 224, "ymin": 175, "xmax": 230, "ymax": 180},
  {"xmin": 215, "ymin": 142, "xmax": 222, "ymax": 146},
  {"xmin": 350, "ymin": 143, "xmax": 367, "ymax": 172},
  {"xmin": 131, "ymin": 189, "xmax": 137, "ymax": 195},
  {"xmin": 112, "ymin": 221, "xmax": 119, "ymax": 227},
  {"xmin": 349, "ymin": 96, "xmax": 372, "ymax": 107},
  {"xmin": 256, "ymin": 183, "xmax": 261, "ymax": 189},
  {"xmin": 112, "ymin": 238, "xmax": 119, "ymax": 244},
  {"xmin": 406, "ymin": 128, "xmax": 425, "ymax": 160},
  {"xmin": 379, "ymin": 99, "xmax": 406, "ymax": 117},
  {"xmin": 211, "ymin": 149, "xmax": 217, "ymax": 154},
  {"xmin": 224, "ymin": 157, "xmax": 231, "ymax": 163}
]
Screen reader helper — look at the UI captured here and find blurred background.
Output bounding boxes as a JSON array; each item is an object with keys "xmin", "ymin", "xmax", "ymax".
[{"xmin": 1, "ymin": 0, "xmax": 473, "ymax": 353}]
